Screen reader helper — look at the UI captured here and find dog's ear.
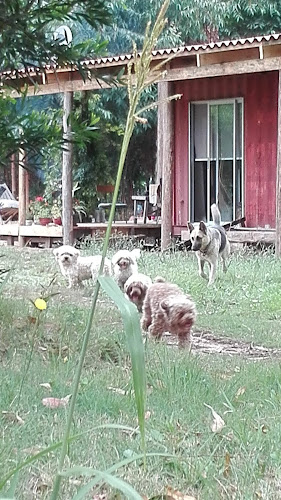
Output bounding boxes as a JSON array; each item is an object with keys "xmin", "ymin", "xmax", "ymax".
[
  {"xmin": 53, "ymin": 248, "xmax": 59, "ymax": 260},
  {"xmin": 199, "ymin": 221, "xmax": 207, "ymax": 234},
  {"xmin": 73, "ymin": 247, "xmax": 80, "ymax": 256},
  {"xmin": 131, "ymin": 248, "xmax": 141, "ymax": 261},
  {"xmin": 160, "ymin": 299, "xmax": 170, "ymax": 314},
  {"xmin": 187, "ymin": 222, "xmax": 194, "ymax": 233},
  {"xmin": 124, "ymin": 280, "xmax": 130, "ymax": 294}
]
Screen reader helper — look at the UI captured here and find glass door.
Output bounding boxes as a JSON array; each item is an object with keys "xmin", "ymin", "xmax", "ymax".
[{"xmin": 189, "ymin": 99, "xmax": 243, "ymax": 222}]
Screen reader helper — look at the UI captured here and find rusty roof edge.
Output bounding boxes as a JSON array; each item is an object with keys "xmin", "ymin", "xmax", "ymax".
[
  {"xmin": 3, "ymin": 32, "xmax": 281, "ymax": 78},
  {"xmin": 70, "ymin": 32, "xmax": 281, "ymax": 68}
]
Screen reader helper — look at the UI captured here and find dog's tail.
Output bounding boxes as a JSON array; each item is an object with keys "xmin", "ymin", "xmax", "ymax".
[{"xmin": 211, "ymin": 204, "xmax": 221, "ymax": 226}]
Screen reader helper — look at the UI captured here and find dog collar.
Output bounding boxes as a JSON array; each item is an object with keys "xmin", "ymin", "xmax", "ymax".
[{"xmin": 199, "ymin": 241, "xmax": 212, "ymax": 255}]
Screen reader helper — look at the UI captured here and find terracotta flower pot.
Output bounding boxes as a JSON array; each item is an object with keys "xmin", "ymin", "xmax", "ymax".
[
  {"xmin": 53, "ymin": 217, "xmax": 62, "ymax": 225},
  {"xmin": 39, "ymin": 217, "xmax": 52, "ymax": 226}
]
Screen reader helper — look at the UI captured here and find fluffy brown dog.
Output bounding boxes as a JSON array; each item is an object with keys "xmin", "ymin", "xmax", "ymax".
[
  {"xmin": 141, "ymin": 281, "xmax": 197, "ymax": 348},
  {"xmin": 124, "ymin": 273, "xmax": 152, "ymax": 312},
  {"xmin": 112, "ymin": 248, "xmax": 141, "ymax": 291}
]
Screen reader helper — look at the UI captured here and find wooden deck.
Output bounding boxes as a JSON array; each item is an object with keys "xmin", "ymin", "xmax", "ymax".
[
  {"xmin": 0, "ymin": 221, "xmax": 161, "ymax": 247},
  {"xmin": 181, "ymin": 227, "xmax": 276, "ymax": 246},
  {"xmin": 0, "ymin": 222, "xmax": 275, "ymax": 248},
  {"xmin": 0, "ymin": 223, "xmax": 63, "ymax": 247},
  {"xmin": 227, "ymin": 227, "xmax": 275, "ymax": 245},
  {"xmin": 74, "ymin": 222, "xmax": 161, "ymax": 240}
]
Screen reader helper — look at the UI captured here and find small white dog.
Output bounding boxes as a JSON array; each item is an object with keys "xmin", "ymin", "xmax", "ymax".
[
  {"xmin": 53, "ymin": 245, "xmax": 112, "ymax": 288},
  {"xmin": 112, "ymin": 248, "xmax": 141, "ymax": 291},
  {"xmin": 124, "ymin": 273, "xmax": 152, "ymax": 312}
]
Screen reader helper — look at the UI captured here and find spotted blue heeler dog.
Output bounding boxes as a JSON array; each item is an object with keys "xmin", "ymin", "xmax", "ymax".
[{"xmin": 187, "ymin": 204, "xmax": 230, "ymax": 285}]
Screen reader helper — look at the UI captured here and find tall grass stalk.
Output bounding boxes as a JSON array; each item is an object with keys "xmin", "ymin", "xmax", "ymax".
[{"xmin": 50, "ymin": 1, "xmax": 182, "ymax": 497}]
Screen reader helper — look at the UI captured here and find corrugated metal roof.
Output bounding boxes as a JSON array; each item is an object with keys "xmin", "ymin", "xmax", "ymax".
[
  {"xmin": 79, "ymin": 32, "xmax": 281, "ymax": 67},
  {"xmin": 4, "ymin": 32, "xmax": 281, "ymax": 76}
]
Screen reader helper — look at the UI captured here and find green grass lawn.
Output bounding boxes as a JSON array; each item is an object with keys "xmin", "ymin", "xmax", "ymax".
[{"xmin": 1, "ymin": 243, "xmax": 281, "ymax": 499}]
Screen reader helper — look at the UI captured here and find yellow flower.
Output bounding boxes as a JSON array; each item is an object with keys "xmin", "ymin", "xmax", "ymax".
[{"xmin": 34, "ymin": 298, "xmax": 47, "ymax": 311}]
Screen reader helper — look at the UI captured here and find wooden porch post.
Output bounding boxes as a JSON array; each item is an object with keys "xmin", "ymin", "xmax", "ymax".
[
  {"xmin": 276, "ymin": 70, "xmax": 281, "ymax": 257},
  {"xmin": 18, "ymin": 150, "xmax": 26, "ymax": 247},
  {"xmin": 156, "ymin": 87, "xmax": 164, "ymax": 185},
  {"xmin": 11, "ymin": 154, "xmax": 17, "ymax": 197},
  {"xmin": 62, "ymin": 91, "xmax": 74, "ymax": 245},
  {"xmin": 25, "ymin": 169, "xmax": 29, "ymax": 208},
  {"xmin": 158, "ymin": 81, "xmax": 174, "ymax": 251}
]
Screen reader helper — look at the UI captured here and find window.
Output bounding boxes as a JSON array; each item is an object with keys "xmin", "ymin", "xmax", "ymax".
[{"xmin": 189, "ymin": 99, "xmax": 243, "ymax": 222}]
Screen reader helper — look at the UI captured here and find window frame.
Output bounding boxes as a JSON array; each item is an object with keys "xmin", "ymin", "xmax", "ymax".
[{"xmin": 188, "ymin": 98, "xmax": 244, "ymax": 223}]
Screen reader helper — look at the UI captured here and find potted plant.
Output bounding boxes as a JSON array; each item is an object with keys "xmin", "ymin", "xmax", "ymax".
[
  {"xmin": 51, "ymin": 200, "xmax": 62, "ymax": 225},
  {"xmin": 72, "ymin": 182, "xmax": 87, "ymax": 224},
  {"xmin": 73, "ymin": 198, "xmax": 87, "ymax": 224},
  {"xmin": 25, "ymin": 209, "xmax": 33, "ymax": 225},
  {"xmin": 29, "ymin": 196, "xmax": 52, "ymax": 225}
]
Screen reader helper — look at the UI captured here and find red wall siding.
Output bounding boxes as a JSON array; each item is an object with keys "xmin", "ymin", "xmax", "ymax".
[{"xmin": 173, "ymin": 71, "xmax": 278, "ymax": 231}]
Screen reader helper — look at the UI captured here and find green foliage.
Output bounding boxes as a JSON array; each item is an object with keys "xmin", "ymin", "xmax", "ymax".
[
  {"xmin": 62, "ymin": 464, "xmax": 144, "ymax": 499},
  {"xmin": 100, "ymin": 0, "xmax": 281, "ymax": 52},
  {"xmin": 70, "ymin": 86, "xmax": 157, "ymax": 212},
  {"xmin": 0, "ymin": 0, "xmax": 111, "ymax": 81},
  {"xmin": 0, "ymin": 95, "xmax": 62, "ymax": 167},
  {"xmin": 70, "ymin": 92, "xmax": 119, "ymax": 211},
  {"xmin": 0, "ymin": 0, "xmax": 114, "ymax": 173},
  {"xmin": 222, "ymin": 0, "xmax": 281, "ymax": 38},
  {"xmin": 0, "ymin": 255, "xmax": 13, "ymax": 294},
  {"xmin": 29, "ymin": 196, "xmax": 53, "ymax": 218},
  {"xmin": 99, "ymin": 0, "xmax": 228, "ymax": 53},
  {"xmin": 99, "ymin": 276, "xmax": 147, "ymax": 452}
]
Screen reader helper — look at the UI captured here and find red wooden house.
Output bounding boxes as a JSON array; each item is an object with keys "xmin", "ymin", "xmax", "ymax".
[
  {"xmin": 7, "ymin": 31, "xmax": 281, "ymax": 251},
  {"xmin": 173, "ymin": 72, "xmax": 277, "ymax": 231},
  {"xmin": 155, "ymin": 33, "xmax": 281, "ymax": 250}
]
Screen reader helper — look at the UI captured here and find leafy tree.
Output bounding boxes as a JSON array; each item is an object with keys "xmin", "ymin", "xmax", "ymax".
[
  {"xmin": 69, "ymin": 91, "xmax": 123, "ymax": 212},
  {"xmin": 0, "ymin": 0, "xmax": 111, "ymax": 81},
  {"xmin": 222, "ymin": 0, "xmax": 281, "ymax": 38},
  {"xmin": 0, "ymin": 0, "xmax": 112, "ymax": 173},
  {"xmin": 65, "ymin": 82, "xmax": 158, "ymax": 213},
  {"xmin": 99, "ymin": 0, "xmax": 230, "ymax": 53}
]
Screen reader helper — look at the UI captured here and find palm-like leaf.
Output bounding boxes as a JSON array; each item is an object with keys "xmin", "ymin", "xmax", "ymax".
[{"xmin": 99, "ymin": 276, "xmax": 146, "ymax": 449}]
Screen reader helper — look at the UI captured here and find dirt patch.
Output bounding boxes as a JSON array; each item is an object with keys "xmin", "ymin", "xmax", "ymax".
[{"xmin": 163, "ymin": 330, "xmax": 281, "ymax": 360}]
